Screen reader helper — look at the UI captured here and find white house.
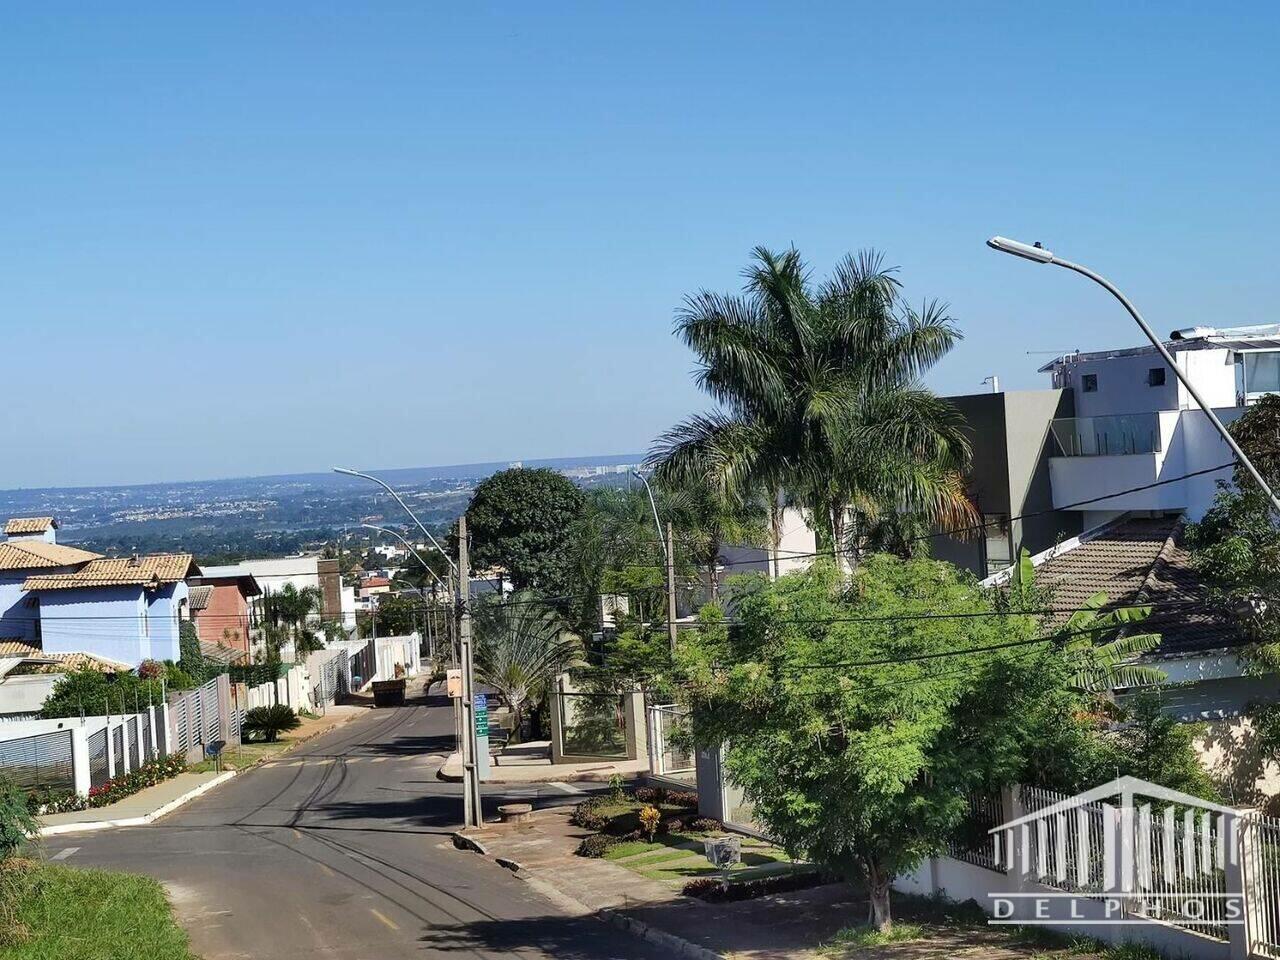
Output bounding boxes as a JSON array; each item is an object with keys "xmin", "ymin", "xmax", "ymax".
[{"xmin": 1038, "ymin": 323, "xmax": 1280, "ymax": 526}]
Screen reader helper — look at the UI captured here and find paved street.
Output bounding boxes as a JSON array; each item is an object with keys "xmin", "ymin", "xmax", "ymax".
[{"xmin": 55, "ymin": 689, "xmax": 664, "ymax": 959}]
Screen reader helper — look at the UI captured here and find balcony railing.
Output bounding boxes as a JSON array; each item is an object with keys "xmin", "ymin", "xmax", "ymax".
[{"xmin": 1049, "ymin": 413, "xmax": 1162, "ymax": 457}]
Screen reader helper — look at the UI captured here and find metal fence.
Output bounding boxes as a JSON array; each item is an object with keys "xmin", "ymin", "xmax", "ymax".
[
  {"xmin": 87, "ymin": 728, "xmax": 109, "ymax": 789},
  {"xmin": 947, "ymin": 791, "xmax": 1005, "ymax": 871},
  {"xmin": 112, "ymin": 725, "xmax": 125, "ymax": 777},
  {"xmin": 170, "ymin": 676, "xmax": 228, "ymax": 761},
  {"xmin": 0, "ymin": 729, "xmax": 74, "ymax": 792},
  {"xmin": 648, "ymin": 704, "xmax": 694, "ymax": 777},
  {"xmin": 1245, "ymin": 813, "xmax": 1280, "ymax": 956},
  {"xmin": 1016, "ymin": 785, "xmax": 1230, "ymax": 942}
]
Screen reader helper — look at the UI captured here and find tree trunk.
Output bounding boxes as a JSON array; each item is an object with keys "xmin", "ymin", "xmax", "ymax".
[
  {"xmin": 866, "ymin": 863, "xmax": 893, "ymax": 932},
  {"xmin": 708, "ymin": 561, "xmax": 720, "ymax": 603},
  {"xmin": 770, "ymin": 491, "xmax": 784, "ymax": 580}
]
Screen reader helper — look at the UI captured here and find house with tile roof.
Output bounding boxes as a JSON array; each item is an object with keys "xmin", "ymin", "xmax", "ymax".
[
  {"xmin": 21, "ymin": 553, "xmax": 200, "ymax": 667},
  {"xmin": 186, "ymin": 568, "xmax": 261, "ymax": 658},
  {"xmin": 0, "ymin": 517, "xmax": 102, "ymax": 645}
]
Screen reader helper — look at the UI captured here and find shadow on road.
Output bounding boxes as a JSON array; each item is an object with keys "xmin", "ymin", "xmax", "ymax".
[{"xmin": 418, "ymin": 914, "xmax": 660, "ymax": 959}]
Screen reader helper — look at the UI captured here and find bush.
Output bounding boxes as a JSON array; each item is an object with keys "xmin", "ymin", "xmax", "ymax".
[
  {"xmin": 86, "ymin": 754, "xmax": 187, "ymax": 808},
  {"xmin": 639, "ymin": 804, "xmax": 661, "ymax": 840},
  {"xmin": 633, "ymin": 786, "xmax": 666, "ymax": 805},
  {"xmin": 574, "ymin": 834, "xmax": 615, "ymax": 858},
  {"xmin": 690, "ymin": 817, "xmax": 722, "ymax": 833},
  {"xmin": 666, "ymin": 790, "xmax": 698, "ymax": 809},
  {"xmin": 242, "ymin": 704, "xmax": 301, "ymax": 742},
  {"xmin": 0, "ymin": 777, "xmax": 37, "ymax": 859},
  {"xmin": 25, "ymin": 789, "xmax": 87, "ymax": 816},
  {"xmin": 683, "ymin": 869, "xmax": 828, "ymax": 902},
  {"xmin": 569, "ymin": 797, "xmax": 608, "ymax": 830}
]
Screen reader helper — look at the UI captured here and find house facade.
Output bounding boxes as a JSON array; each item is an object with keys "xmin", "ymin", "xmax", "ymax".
[
  {"xmin": 187, "ymin": 569, "xmax": 261, "ymax": 655},
  {"xmin": 23, "ymin": 554, "xmax": 199, "ymax": 666}
]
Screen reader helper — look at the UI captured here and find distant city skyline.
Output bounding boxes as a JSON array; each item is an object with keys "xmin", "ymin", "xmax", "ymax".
[{"xmin": 4, "ymin": 4, "xmax": 1279, "ymax": 486}]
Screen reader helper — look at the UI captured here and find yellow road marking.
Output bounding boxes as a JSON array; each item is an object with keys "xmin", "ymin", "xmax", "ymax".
[
  {"xmin": 292, "ymin": 829, "xmax": 303, "ymax": 841},
  {"xmin": 370, "ymin": 908, "xmax": 399, "ymax": 931}
]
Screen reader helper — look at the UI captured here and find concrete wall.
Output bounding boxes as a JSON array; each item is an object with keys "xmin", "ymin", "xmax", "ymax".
[{"xmin": 0, "ymin": 673, "xmax": 60, "ymax": 719}]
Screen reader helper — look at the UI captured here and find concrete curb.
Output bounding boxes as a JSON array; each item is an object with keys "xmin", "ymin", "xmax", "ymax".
[
  {"xmin": 435, "ymin": 752, "xmax": 642, "ymax": 785},
  {"xmin": 39, "ymin": 771, "xmax": 236, "ymax": 837}
]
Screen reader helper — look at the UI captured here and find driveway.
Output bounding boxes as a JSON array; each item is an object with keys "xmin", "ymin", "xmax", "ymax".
[{"xmin": 53, "ymin": 689, "xmax": 663, "ymax": 959}]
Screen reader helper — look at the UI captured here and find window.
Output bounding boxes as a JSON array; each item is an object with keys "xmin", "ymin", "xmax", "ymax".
[
  {"xmin": 1245, "ymin": 352, "xmax": 1280, "ymax": 396},
  {"xmin": 1082, "ymin": 374, "xmax": 1098, "ymax": 392},
  {"xmin": 1148, "ymin": 367, "xmax": 1166, "ymax": 386}
]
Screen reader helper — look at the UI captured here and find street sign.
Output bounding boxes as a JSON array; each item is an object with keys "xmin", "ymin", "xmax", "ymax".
[
  {"xmin": 474, "ymin": 693, "xmax": 490, "ymax": 780},
  {"xmin": 446, "ymin": 669, "xmax": 462, "ymax": 697}
]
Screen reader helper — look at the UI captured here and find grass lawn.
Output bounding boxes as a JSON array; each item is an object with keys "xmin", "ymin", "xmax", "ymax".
[
  {"xmin": 1, "ymin": 862, "xmax": 194, "ymax": 960},
  {"xmin": 188, "ymin": 736, "xmax": 297, "ymax": 773}
]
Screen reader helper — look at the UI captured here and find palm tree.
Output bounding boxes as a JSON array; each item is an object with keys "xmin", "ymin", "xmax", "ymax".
[
  {"xmin": 473, "ymin": 592, "xmax": 582, "ymax": 735},
  {"xmin": 650, "ymin": 247, "xmax": 977, "ymax": 571},
  {"xmin": 262, "ymin": 584, "xmax": 323, "ymax": 658},
  {"xmin": 661, "ymin": 474, "xmax": 769, "ymax": 602}
]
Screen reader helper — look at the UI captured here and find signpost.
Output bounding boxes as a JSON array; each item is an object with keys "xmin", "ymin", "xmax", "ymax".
[{"xmin": 474, "ymin": 693, "xmax": 490, "ymax": 780}]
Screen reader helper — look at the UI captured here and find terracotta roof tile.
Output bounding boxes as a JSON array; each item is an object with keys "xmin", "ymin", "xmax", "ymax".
[
  {"xmin": 0, "ymin": 641, "xmax": 128, "ymax": 672},
  {"xmin": 0, "ymin": 540, "xmax": 101, "ymax": 571},
  {"xmin": 23, "ymin": 553, "xmax": 198, "ymax": 591},
  {"xmin": 1031, "ymin": 515, "xmax": 1242, "ymax": 657},
  {"xmin": 188, "ymin": 584, "xmax": 215, "ymax": 612},
  {"xmin": 4, "ymin": 517, "xmax": 56, "ymax": 535}
]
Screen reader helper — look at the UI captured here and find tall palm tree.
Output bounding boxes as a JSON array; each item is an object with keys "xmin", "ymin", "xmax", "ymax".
[
  {"xmin": 473, "ymin": 592, "xmax": 582, "ymax": 734},
  {"xmin": 650, "ymin": 247, "xmax": 977, "ymax": 570}
]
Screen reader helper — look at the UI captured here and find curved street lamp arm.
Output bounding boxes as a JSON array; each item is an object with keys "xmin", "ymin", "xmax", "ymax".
[
  {"xmin": 334, "ymin": 466, "xmax": 458, "ymax": 574},
  {"xmin": 632, "ymin": 470, "xmax": 667, "ymax": 562},
  {"xmin": 361, "ymin": 523, "xmax": 449, "ymax": 591}
]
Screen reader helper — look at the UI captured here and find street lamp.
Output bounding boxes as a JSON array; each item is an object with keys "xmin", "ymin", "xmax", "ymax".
[
  {"xmin": 335, "ymin": 466, "xmax": 481, "ymax": 829},
  {"xmin": 986, "ymin": 236, "xmax": 1280, "ymax": 517},
  {"xmin": 361, "ymin": 523, "xmax": 448, "ymax": 592},
  {"xmin": 632, "ymin": 470, "xmax": 678, "ymax": 655},
  {"xmin": 333, "ymin": 467, "xmax": 457, "ymax": 574}
]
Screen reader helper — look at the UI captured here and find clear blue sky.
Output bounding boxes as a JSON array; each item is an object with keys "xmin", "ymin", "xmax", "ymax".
[{"xmin": 3, "ymin": 3, "xmax": 1279, "ymax": 487}]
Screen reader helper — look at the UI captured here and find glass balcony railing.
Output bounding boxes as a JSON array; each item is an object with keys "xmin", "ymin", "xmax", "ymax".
[{"xmin": 1049, "ymin": 413, "xmax": 1162, "ymax": 457}]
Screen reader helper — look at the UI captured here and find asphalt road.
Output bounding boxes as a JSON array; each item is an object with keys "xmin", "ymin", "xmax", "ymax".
[{"xmin": 54, "ymin": 689, "xmax": 664, "ymax": 960}]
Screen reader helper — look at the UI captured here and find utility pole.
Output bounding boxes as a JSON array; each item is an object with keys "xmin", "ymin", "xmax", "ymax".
[
  {"xmin": 665, "ymin": 521, "xmax": 678, "ymax": 657},
  {"xmin": 457, "ymin": 515, "xmax": 483, "ymax": 829}
]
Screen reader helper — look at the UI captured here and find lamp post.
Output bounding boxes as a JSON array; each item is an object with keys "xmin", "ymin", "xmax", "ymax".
[
  {"xmin": 337, "ymin": 466, "xmax": 481, "ymax": 829},
  {"xmin": 986, "ymin": 236, "xmax": 1280, "ymax": 518},
  {"xmin": 633, "ymin": 470, "xmax": 678, "ymax": 656}
]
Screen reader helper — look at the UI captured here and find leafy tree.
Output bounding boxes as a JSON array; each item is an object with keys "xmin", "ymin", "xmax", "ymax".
[
  {"xmin": 464, "ymin": 468, "xmax": 586, "ymax": 597},
  {"xmin": 362, "ymin": 593, "xmax": 419, "ymax": 637},
  {"xmin": 1185, "ymin": 394, "xmax": 1280, "ymax": 668},
  {"xmin": 473, "ymin": 591, "xmax": 581, "ymax": 735},
  {"xmin": 40, "ymin": 670, "xmax": 165, "ymax": 720},
  {"xmin": 651, "ymin": 247, "xmax": 976, "ymax": 572},
  {"xmin": 261, "ymin": 583, "xmax": 323, "ymax": 659},
  {"xmin": 676, "ymin": 556, "xmax": 1209, "ymax": 932},
  {"xmin": 178, "ymin": 620, "xmax": 207, "ymax": 684}
]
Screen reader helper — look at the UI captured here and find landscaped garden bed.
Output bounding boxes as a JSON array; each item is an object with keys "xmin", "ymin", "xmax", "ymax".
[{"xmin": 25, "ymin": 753, "xmax": 188, "ymax": 816}]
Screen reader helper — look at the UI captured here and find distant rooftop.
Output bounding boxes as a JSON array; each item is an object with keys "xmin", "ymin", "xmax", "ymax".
[
  {"xmin": 0, "ymin": 540, "xmax": 100, "ymax": 572},
  {"xmin": 4, "ymin": 517, "xmax": 57, "ymax": 535},
  {"xmin": 1039, "ymin": 323, "xmax": 1280, "ymax": 372},
  {"xmin": 24, "ymin": 553, "xmax": 199, "ymax": 591}
]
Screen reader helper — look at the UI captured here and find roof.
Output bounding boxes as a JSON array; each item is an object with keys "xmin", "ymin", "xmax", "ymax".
[
  {"xmin": 199, "ymin": 641, "xmax": 246, "ymax": 665},
  {"xmin": 0, "ymin": 540, "xmax": 101, "ymax": 571},
  {"xmin": 997, "ymin": 514, "xmax": 1242, "ymax": 657},
  {"xmin": 361, "ymin": 576, "xmax": 392, "ymax": 588},
  {"xmin": 188, "ymin": 584, "xmax": 215, "ymax": 612},
  {"xmin": 23, "ymin": 553, "xmax": 199, "ymax": 592},
  {"xmin": 1038, "ymin": 324, "xmax": 1280, "ymax": 372},
  {"xmin": 0, "ymin": 641, "xmax": 128, "ymax": 673},
  {"xmin": 4, "ymin": 517, "xmax": 57, "ymax": 535},
  {"xmin": 188, "ymin": 570, "xmax": 262, "ymax": 597}
]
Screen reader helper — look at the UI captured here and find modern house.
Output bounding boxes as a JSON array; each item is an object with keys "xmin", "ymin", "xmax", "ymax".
[
  {"xmin": 187, "ymin": 568, "xmax": 262, "ymax": 656},
  {"xmin": 202, "ymin": 555, "xmax": 350, "ymax": 630},
  {"xmin": 23, "ymin": 553, "xmax": 199, "ymax": 666},
  {"xmin": 932, "ymin": 390, "xmax": 1082, "ymax": 577}
]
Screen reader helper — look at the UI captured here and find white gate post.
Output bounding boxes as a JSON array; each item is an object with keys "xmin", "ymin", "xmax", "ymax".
[
  {"xmin": 1225, "ymin": 810, "xmax": 1257, "ymax": 960},
  {"xmin": 70, "ymin": 726, "xmax": 91, "ymax": 797}
]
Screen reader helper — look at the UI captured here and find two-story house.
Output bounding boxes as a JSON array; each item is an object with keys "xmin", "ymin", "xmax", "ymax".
[
  {"xmin": 0, "ymin": 517, "xmax": 102, "ymax": 644},
  {"xmin": 22, "ymin": 553, "xmax": 200, "ymax": 666}
]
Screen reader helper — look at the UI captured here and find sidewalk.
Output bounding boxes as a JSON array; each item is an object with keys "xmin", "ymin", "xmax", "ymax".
[
  {"xmin": 41, "ymin": 698, "xmax": 366, "ymax": 836},
  {"xmin": 438, "ymin": 746, "xmax": 649, "ymax": 784},
  {"xmin": 467, "ymin": 806, "xmax": 1064, "ymax": 960},
  {"xmin": 40, "ymin": 770, "xmax": 234, "ymax": 836}
]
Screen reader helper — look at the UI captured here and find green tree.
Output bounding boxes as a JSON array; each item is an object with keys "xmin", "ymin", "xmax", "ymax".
[
  {"xmin": 1185, "ymin": 394, "xmax": 1280, "ymax": 668},
  {"xmin": 261, "ymin": 583, "xmax": 323, "ymax": 658},
  {"xmin": 364, "ymin": 593, "xmax": 419, "ymax": 636},
  {"xmin": 40, "ymin": 670, "xmax": 165, "ymax": 720},
  {"xmin": 651, "ymin": 247, "xmax": 976, "ymax": 572},
  {"xmin": 676, "ymin": 556, "xmax": 1210, "ymax": 932},
  {"xmin": 178, "ymin": 620, "xmax": 206, "ymax": 684},
  {"xmin": 464, "ymin": 468, "xmax": 586, "ymax": 597},
  {"xmin": 473, "ymin": 591, "xmax": 581, "ymax": 735}
]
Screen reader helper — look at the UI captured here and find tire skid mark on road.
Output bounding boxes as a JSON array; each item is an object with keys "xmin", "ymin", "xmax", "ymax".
[{"xmin": 236, "ymin": 825, "xmax": 496, "ymax": 960}]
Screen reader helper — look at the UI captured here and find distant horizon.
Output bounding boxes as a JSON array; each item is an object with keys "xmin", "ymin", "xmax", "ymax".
[{"xmin": 0, "ymin": 452, "xmax": 648, "ymax": 496}]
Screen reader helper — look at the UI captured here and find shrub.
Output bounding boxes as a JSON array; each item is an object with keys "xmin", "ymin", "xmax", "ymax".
[
  {"xmin": 243, "ymin": 704, "xmax": 301, "ymax": 742},
  {"xmin": 639, "ymin": 805, "xmax": 661, "ymax": 841},
  {"xmin": 0, "ymin": 777, "xmax": 37, "ymax": 860},
  {"xmin": 569, "ymin": 798, "xmax": 607, "ymax": 830},
  {"xmin": 633, "ymin": 786, "xmax": 666, "ymax": 805},
  {"xmin": 683, "ymin": 869, "xmax": 828, "ymax": 902},
  {"xmin": 85, "ymin": 754, "xmax": 187, "ymax": 808},
  {"xmin": 575, "ymin": 834, "xmax": 614, "ymax": 858},
  {"xmin": 666, "ymin": 790, "xmax": 698, "ymax": 809},
  {"xmin": 690, "ymin": 817, "xmax": 722, "ymax": 833}
]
